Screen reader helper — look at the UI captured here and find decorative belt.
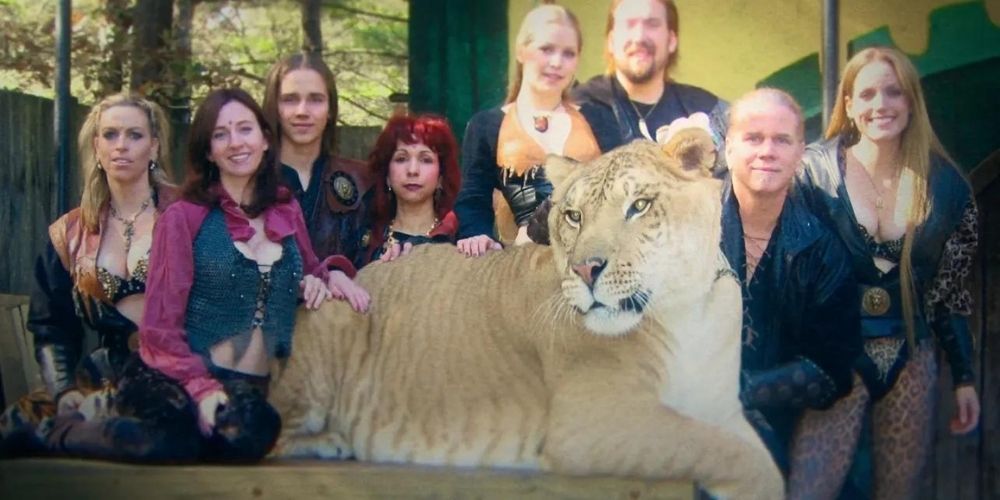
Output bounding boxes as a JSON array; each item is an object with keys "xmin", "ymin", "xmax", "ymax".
[
  {"xmin": 861, "ymin": 286, "xmax": 891, "ymax": 316},
  {"xmin": 858, "ymin": 284, "xmax": 931, "ymax": 340},
  {"xmin": 859, "ymin": 284, "xmax": 902, "ymax": 318}
]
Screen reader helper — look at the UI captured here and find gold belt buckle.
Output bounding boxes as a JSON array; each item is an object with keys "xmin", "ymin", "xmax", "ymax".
[{"xmin": 862, "ymin": 286, "xmax": 891, "ymax": 316}]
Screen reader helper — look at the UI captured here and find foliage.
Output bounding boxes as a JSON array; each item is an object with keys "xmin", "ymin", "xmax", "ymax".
[
  {"xmin": 0, "ymin": 1, "xmax": 106, "ymax": 96},
  {"xmin": 0, "ymin": 0, "xmax": 408, "ymax": 126}
]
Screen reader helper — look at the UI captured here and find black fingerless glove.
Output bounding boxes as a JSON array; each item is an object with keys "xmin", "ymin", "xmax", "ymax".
[{"xmin": 740, "ymin": 358, "xmax": 838, "ymax": 410}]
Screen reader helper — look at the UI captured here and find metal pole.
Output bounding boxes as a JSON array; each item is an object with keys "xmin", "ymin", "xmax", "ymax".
[
  {"xmin": 821, "ymin": 0, "xmax": 839, "ymax": 130},
  {"xmin": 54, "ymin": 0, "xmax": 72, "ymax": 215}
]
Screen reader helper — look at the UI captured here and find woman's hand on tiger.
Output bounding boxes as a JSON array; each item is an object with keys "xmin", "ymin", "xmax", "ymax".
[
  {"xmin": 457, "ymin": 235, "xmax": 502, "ymax": 257},
  {"xmin": 301, "ymin": 274, "xmax": 332, "ymax": 310},
  {"xmin": 328, "ymin": 270, "xmax": 370, "ymax": 313},
  {"xmin": 380, "ymin": 242, "xmax": 414, "ymax": 263}
]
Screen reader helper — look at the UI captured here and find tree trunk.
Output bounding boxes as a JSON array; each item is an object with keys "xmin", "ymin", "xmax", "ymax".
[
  {"xmin": 301, "ymin": 0, "xmax": 322, "ymax": 55},
  {"xmin": 131, "ymin": 0, "xmax": 174, "ymax": 100},
  {"xmin": 98, "ymin": 0, "xmax": 130, "ymax": 96},
  {"xmin": 169, "ymin": 0, "xmax": 195, "ymax": 177}
]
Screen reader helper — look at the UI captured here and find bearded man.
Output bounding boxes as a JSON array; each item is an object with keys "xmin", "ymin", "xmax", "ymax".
[{"xmin": 573, "ymin": 0, "xmax": 728, "ymax": 171}]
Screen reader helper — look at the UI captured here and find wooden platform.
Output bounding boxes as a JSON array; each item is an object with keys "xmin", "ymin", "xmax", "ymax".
[{"xmin": 0, "ymin": 458, "xmax": 695, "ymax": 499}]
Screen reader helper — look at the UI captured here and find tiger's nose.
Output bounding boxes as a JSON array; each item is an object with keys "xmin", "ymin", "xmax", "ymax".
[{"xmin": 572, "ymin": 257, "xmax": 607, "ymax": 287}]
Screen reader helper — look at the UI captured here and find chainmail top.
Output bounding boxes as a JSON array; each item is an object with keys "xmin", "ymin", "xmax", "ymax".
[{"xmin": 185, "ymin": 208, "xmax": 303, "ymax": 360}]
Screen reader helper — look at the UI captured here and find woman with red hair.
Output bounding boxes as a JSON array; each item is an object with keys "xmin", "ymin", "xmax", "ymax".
[{"xmin": 361, "ymin": 113, "xmax": 461, "ymax": 264}]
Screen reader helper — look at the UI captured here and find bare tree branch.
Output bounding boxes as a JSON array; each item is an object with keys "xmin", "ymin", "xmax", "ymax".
[
  {"xmin": 334, "ymin": 66, "xmax": 405, "ymax": 94},
  {"xmin": 323, "ymin": 2, "xmax": 407, "ymax": 23},
  {"xmin": 326, "ymin": 49, "xmax": 407, "ymax": 61},
  {"xmin": 230, "ymin": 67, "xmax": 266, "ymax": 83},
  {"xmin": 339, "ymin": 94, "xmax": 389, "ymax": 121}
]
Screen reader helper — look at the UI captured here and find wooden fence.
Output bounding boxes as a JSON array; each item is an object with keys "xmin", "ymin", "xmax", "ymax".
[
  {"xmin": 0, "ymin": 90, "xmax": 379, "ymax": 295},
  {"xmin": 0, "ymin": 91, "xmax": 87, "ymax": 296},
  {"xmin": 908, "ymin": 150, "xmax": 998, "ymax": 500}
]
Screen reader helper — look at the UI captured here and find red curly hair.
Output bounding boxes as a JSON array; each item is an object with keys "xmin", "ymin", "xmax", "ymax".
[{"xmin": 368, "ymin": 114, "xmax": 461, "ymax": 233}]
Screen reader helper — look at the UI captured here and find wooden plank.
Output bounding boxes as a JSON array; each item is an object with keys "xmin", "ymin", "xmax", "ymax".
[
  {"xmin": 0, "ymin": 91, "xmax": 54, "ymax": 296},
  {"xmin": 0, "ymin": 458, "xmax": 694, "ymax": 500},
  {"xmin": 0, "ymin": 91, "xmax": 87, "ymax": 296},
  {"xmin": 923, "ymin": 164, "xmax": 998, "ymax": 499},
  {"xmin": 0, "ymin": 294, "xmax": 32, "ymax": 407},
  {"xmin": 13, "ymin": 302, "xmax": 41, "ymax": 394},
  {"xmin": 976, "ymin": 179, "xmax": 1000, "ymax": 500}
]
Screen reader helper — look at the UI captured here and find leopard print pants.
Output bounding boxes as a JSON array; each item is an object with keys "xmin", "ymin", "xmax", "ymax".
[{"xmin": 787, "ymin": 343, "xmax": 936, "ymax": 500}]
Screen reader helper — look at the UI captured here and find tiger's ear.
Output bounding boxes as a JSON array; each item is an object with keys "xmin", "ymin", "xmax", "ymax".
[
  {"xmin": 661, "ymin": 127, "xmax": 716, "ymax": 176},
  {"xmin": 545, "ymin": 154, "xmax": 580, "ymax": 191}
]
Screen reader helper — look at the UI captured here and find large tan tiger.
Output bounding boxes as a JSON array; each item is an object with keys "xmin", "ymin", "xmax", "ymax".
[{"xmin": 268, "ymin": 129, "xmax": 784, "ymax": 499}]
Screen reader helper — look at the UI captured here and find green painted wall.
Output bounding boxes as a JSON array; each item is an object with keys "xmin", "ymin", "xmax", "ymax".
[{"xmin": 761, "ymin": 2, "xmax": 1000, "ymax": 170}]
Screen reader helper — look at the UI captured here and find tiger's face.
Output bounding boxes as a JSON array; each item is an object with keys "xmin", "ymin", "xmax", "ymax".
[{"xmin": 547, "ymin": 130, "xmax": 722, "ymax": 336}]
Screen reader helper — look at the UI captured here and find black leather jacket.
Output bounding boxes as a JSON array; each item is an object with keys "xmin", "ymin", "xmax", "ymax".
[
  {"xmin": 722, "ymin": 182, "xmax": 862, "ymax": 409},
  {"xmin": 28, "ymin": 243, "xmax": 137, "ymax": 399},
  {"xmin": 798, "ymin": 137, "xmax": 977, "ymax": 388},
  {"xmin": 721, "ymin": 180, "xmax": 862, "ymax": 470}
]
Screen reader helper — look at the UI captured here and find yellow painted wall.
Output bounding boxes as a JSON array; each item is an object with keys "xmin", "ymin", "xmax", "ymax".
[{"xmin": 508, "ymin": 0, "xmax": 1000, "ymax": 100}]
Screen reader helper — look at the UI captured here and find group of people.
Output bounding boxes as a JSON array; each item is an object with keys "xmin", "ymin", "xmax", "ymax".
[
  {"xmin": 0, "ymin": 0, "xmax": 979, "ymax": 498},
  {"xmin": 0, "ymin": 51, "xmax": 464, "ymax": 461}
]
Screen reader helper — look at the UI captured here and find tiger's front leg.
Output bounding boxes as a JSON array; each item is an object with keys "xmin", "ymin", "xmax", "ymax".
[
  {"xmin": 268, "ymin": 303, "xmax": 362, "ymax": 459},
  {"xmin": 542, "ymin": 383, "xmax": 784, "ymax": 500},
  {"xmin": 273, "ymin": 428, "xmax": 353, "ymax": 459}
]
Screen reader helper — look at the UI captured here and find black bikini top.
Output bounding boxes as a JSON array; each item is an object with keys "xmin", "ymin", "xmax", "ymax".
[
  {"xmin": 857, "ymin": 223, "xmax": 903, "ymax": 263},
  {"xmin": 96, "ymin": 258, "xmax": 148, "ymax": 303}
]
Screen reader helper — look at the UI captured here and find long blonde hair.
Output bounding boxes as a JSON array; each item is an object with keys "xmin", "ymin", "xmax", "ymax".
[
  {"xmin": 77, "ymin": 93, "xmax": 173, "ymax": 232},
  {"xmin": 505, "ymin": 4, "xmax": 582, "ymax": 104},
  {"xmin": 825, "ymin": 46, "xmax": 956, "ymax": 345}
]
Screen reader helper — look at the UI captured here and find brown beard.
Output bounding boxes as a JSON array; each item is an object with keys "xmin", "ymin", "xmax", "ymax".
[
  {"xmin": 616, "ymin": 42, "xmax": 667, "ymax": 84},
  {"xmin": 620, "ymin": 58, "xmax": 665, "ymax": 85}
]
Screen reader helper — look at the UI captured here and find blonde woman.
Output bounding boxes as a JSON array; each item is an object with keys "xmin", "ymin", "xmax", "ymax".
[
  {"xmin": 454, "ymin": 3, "xmax": 623, "ymax": 256},
  {"xmin": 1, "ymin": 93, "xmax": 180, "ymax": 459},
  {"xmin": 791, "ymin": 47, "xmax": 979, "ymax": 499}
]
